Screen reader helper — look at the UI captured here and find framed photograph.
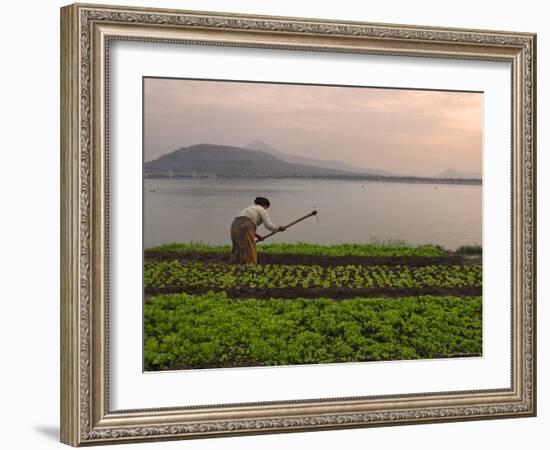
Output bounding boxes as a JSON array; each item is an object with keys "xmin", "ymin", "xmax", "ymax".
[{"xmin": 60, "ymin": 3, "xmax": 536, "ymax": 446}]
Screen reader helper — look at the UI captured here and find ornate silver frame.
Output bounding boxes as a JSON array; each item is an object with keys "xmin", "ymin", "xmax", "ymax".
[{"xmin": 60, "ymin": 3, "xmax": 536, "ymax": 446}]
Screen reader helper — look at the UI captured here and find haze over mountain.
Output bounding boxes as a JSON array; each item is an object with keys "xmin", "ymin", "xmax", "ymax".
[
  {"xmin": 144, "ymin": 144, "xmax": 358, "ymax": 178},
  {"xmin": 244, "ymin": 139, "xmax": 393, "ymax": 177},
  {"xmin": 144, "ymin": 143, "xmax": 481, "ymax": 184},
  {"xmin": 435, "ymin": 169, "xmax": 481, "ymax": 180}
]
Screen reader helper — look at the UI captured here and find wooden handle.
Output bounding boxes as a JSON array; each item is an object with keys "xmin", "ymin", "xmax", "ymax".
[{"xmin": 256, "ymin": 210, "xmax": 318, "ymax": 242}]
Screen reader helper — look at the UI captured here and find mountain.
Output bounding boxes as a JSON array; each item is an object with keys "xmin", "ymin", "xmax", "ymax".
[
  {"xmin": 244, "ymin": 139, "xmax": 393, "ymax": 177},
  {"xmin": 144, "ymin": 144, "xmax": 481, "ymax": 185},
  {"xmin": 144, "ymin": 143, "xmax": 360, "ymax": 178},
  {"xmin": 435, "ymin": 169, "xmax": 481, "ymax": 180}
]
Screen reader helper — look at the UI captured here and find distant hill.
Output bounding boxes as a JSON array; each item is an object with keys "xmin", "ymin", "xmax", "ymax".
[
  {"xmin": 435, "ymin": 169, "xmax": 481, "ymax": 180},
  {"xmin": 245, "ymin": 139, "xmax": 394, "ymax": 177},
  {"xmin": 144, "ymin": 143, "xmax": 358, "ymax": 178},
  {"xmin": 144, "ymin": 143, "xmax": 481, "ymax": 185}
]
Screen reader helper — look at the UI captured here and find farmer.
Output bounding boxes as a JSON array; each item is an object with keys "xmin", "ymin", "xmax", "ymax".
[{"xmin": 229, "ymin": 197, "xmax": 286, "ymax": 265}]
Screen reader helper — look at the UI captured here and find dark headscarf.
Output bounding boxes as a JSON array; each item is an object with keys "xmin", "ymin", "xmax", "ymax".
[{"xmin": 254, "ymin": 197, "xmax": 270, "ymax": 208}]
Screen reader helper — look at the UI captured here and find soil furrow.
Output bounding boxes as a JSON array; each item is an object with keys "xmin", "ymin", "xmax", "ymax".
[
  {"xmin": 162, "ymin": 352, "xmax": 483, "ymax": 371},
  {"xmin": 145, "ymin": 285, "xmax": 482, "ymax": 300}
]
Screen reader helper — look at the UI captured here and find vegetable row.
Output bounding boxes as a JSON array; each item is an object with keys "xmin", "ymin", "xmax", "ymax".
[
  {"xmin": 146, "ymin": 242, "xmax": 448, "ymax": 257},
  {"xmin": 144, "ymin": 292, "xmax": 482, "ymax": 371},
  {"xmin": 144, "ymin": 261, "xmax": 482, "ymax": 290}
]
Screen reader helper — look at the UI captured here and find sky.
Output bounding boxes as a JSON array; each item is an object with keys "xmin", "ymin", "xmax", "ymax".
[{"xmin": 144, "ymin": 77, "xmax": 482, "ymax": 177}]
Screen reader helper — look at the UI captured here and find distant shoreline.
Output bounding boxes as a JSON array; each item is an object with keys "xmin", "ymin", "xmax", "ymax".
[{"xmin": 144, "ymin": 174, "xmax": 482, "ymax": 186}]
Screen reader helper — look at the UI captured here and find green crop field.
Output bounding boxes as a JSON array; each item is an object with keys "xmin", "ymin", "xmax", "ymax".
[
  {"xmin": 145, "ymin": 293, "xmax": 482, "ymax": 370},
  {"xmin": 143, "ymin": 243, "xmax": 482, "ymax": 371},
  {"xmin": 147, "ymin": 241, "xmax": 448, "ymax": 257},
  {"xmin": 145, "ymin": 261, "xmax": 481, "ymax": 291}
]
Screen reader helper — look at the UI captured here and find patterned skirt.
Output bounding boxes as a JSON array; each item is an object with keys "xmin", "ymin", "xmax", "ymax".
[{"xmin": 229, "ymin": 216, "xmax": 257, "ymax": 265}]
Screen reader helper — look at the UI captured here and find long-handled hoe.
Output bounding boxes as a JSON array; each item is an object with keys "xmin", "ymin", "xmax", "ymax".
[{"xmin": 256, "ymin": 210, "xmax": 318, "ymax": 242}]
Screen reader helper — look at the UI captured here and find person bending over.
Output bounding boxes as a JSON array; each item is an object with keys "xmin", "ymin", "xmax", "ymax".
[{"xmin": 229, "ymin": 197, "xmax": 285, "ymax": 265}]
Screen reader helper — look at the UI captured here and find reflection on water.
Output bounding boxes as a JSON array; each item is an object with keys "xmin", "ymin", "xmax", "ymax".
[{"xmin": 144, "ymin": 178, "xmax": 481, "ymax": 250}]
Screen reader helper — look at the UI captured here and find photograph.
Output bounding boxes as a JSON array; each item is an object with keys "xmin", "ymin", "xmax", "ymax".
[{"xmin": 142, "ymin": 77, "xmax": 483, "ymax": 372}]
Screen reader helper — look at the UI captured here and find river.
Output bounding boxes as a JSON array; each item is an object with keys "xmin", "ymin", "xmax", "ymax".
[{"xmin": 144, "ymin": 178, "xmax": 481, "ymax": 250}]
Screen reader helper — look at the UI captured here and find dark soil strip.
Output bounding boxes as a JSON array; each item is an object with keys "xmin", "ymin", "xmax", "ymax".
[
  {"xmin": 160, "ymin": 352, "xmax": 482, "ymax": 371},
  {"xmin": 145, "ymin": 285, "xmax": 482, "ymax": 300},
  {"xmin": 145, "ymin": 251, "xmax": 480, "ymax": 267}
]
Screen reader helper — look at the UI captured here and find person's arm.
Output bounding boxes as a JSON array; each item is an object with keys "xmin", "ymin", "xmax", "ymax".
[{"xmin": 257, "ymin": 207, "xmax": 278, "ymax": 232}]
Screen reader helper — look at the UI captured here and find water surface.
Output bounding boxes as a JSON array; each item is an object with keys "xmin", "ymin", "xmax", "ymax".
[{"xmin": 144, "ymin": 178, "xmax": 481, "ymax": 250}]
